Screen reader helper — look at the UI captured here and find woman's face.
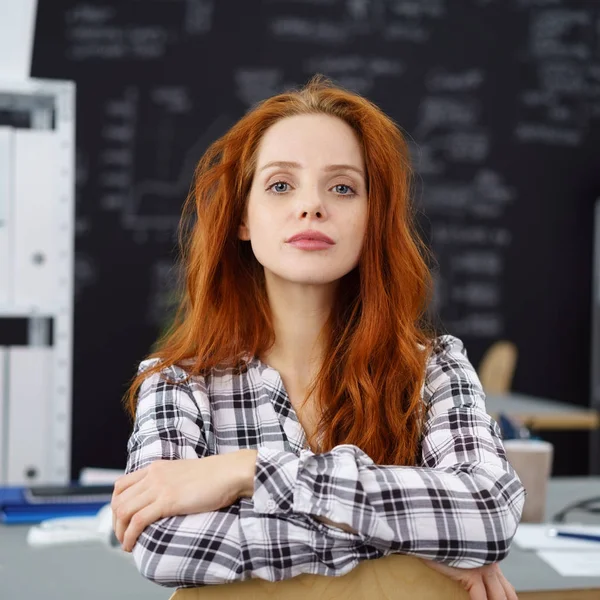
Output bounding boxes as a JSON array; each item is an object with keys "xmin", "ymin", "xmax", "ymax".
[{"xmin": 239, "ymin": 113, "xmax": 368, "ymax": 286}]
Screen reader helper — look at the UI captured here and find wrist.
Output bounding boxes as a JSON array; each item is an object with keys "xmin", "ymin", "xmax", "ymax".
[{"xmin": 234, "ymin": 449, "xmax": 258, "ymax": 499}]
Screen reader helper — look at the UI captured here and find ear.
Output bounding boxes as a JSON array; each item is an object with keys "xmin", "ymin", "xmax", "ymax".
[{"xmin": 238, "ymin": 219, "xmax": 250, "ymax": 241}]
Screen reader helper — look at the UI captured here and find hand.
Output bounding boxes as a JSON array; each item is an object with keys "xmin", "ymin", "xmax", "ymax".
[
  {"xmin": 111, "ymin": 452, "xmax": 255, "ymax": 552},
  {"xmin": 421, "ymin": 558, "xmax": 517, "ymax": 600}
]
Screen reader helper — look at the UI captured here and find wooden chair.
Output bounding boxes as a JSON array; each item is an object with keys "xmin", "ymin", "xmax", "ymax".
[
  {"xmin": 168, "ymin": 554, "xmax": 468, "ymax": 599},
  {"xmin": 478, "ymin": 340, "xmax": 518, "ymax": 394}
]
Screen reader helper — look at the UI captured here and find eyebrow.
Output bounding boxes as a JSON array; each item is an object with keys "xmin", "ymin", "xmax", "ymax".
[{"xmin": 258, "ymin": 160, "xmax": 365, "ymax": 178}]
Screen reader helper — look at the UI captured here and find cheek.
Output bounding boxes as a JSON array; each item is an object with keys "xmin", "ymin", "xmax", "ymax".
[
  {"xmin": 246, "ymin": 210, "xmax": 284, "ymax": 256},
  {"xmin": 349, "ymin": 212, "xmax": 368, "ymax": 256},
  {"xmin": 346, "ymin": 207, "xmax": 368, "ymax": 239},
  {"xmin": 254, "ymin": 206, "xmax": 288, "ymax": 239},
  {"xmin": 250, "ymin": 215, "xmax": 281, "ymax": 246}
]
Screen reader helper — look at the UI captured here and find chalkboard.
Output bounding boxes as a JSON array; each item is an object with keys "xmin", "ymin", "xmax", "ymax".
[{"xmin": 30, "ymin": 0, "xmax": 600, "ymax": 477}]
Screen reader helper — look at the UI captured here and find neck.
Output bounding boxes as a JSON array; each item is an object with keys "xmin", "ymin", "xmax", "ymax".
[{"xmin": 260, "ymin": 270, "xmax": 337, "ymax": 386}]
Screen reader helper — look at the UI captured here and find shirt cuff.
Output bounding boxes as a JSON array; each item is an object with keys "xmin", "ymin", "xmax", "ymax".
[
  {"xmin": 292, "ymin": 445, "xmax": 365, "ymax": 524},
  {"xmin": 252, "ymin": 445, "xmax": 372, "ymax": 525},
  {"xmin": 252, "ymin": 446, "xmax": 301, "ymax": 514}
]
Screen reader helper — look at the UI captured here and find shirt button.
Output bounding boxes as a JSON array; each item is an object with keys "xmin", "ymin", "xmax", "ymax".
[{"xmin": 266, "ymin": 497, "xmax": 276, "ymax": 510}]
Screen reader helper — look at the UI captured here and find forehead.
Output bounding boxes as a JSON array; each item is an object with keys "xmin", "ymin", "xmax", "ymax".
[{"xmin": 255, "ymin": 114, "xmax": 364, "ymax": 169}]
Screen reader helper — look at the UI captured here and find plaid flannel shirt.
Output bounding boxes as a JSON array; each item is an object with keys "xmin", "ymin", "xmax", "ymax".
[{"xmin": 125, "ymin": 334, "xmax": 526, "ymax": 588}]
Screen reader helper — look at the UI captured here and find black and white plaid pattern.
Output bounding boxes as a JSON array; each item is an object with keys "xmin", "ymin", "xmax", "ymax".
[{"xmin": 126, "ymin": 334, "xmax": 526, "ymax": 588}]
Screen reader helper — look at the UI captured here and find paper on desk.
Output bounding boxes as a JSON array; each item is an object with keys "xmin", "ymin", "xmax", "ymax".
[
  {"xmin": 79, "ymin": 467, "xmax": 123, "ymax": 485},
  {"xmin": 537, "ymin": 551, "xmax": 600, "ymax": 577},
  {"xmin": 513, "ymin": 524, "xmax": 600, "ymax": 550}
]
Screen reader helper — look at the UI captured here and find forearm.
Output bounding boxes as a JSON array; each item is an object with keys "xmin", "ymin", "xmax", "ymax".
[
  {"xmin": 127, "ymin": 450, "xmax": 367, "ymax": 586},
  {"xmin": 250, "ymin": 442, "xmax": 525, "ymax": 568},
  {"xmin": 132, "ymin": 499, "xmax": 371, "ymax": 587},
  {"xmin": 233, "ymin": 448, "xmax": 259, "ymax": 499}
]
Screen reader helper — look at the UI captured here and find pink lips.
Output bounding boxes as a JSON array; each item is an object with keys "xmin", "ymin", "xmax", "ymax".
[
  {"xmin": 286, "ymin": 230, "xmax": 335, "ymax": 244},
  {"xmin": 286, "ymin": 230, "xmax": 335, "ymax": 251},
  {"xmin": 288, "ymin": 239, "xmax": 334, "ymax": 250}
]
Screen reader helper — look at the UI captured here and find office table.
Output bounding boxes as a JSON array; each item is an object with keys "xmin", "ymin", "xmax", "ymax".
[
  {"xmin": 485, "ymin": 392, "xmax": 600, "ymax": 475},
  {"xmin": 1, "ymin": 477, "xmax": 599, "ymax": 599},
  {"xmin": 485, "ymin": 393, "xmax": 599, "ymax": 430}
]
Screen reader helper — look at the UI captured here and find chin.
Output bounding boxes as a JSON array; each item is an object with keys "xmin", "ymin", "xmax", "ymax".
[
  {"xmin": 261, "ymin": 259, "xmax": 358, "ymax": 285},
  {"xmin": 278, "ymin": 269, "xmax": 352, "ymax": 286}
]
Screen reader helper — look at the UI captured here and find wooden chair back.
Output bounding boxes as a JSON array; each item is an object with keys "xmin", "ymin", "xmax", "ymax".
[
  {"xmin": 478, "ymin": 340, "xmax": 518, "ymax": 394},
  {"xmin": 168, "ymin": 554, "xmax": 468, "ymax": 599}
]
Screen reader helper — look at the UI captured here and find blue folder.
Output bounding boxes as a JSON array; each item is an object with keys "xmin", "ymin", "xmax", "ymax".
[{"xmin": 0, "ymin": 484, "xmax": 113, "ymax": 524}]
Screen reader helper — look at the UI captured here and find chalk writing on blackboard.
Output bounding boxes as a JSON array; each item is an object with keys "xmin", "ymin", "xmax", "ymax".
[
  {"xmin": 424, "ymin": 169, "xmax": 515, "ymax": 219},
  {"xmin": 302, "ymin": 56, "xmax": 404, "ymax": 94},
  {"xmin": 445, "ymin": 313, "xmax": 503, "ymax": 337},
  {"xmin": 269, "ymin": 18, "xmax": 348, "ymax": 43},
  {"xmin": 74, "ymin": 254, "xmax": 98, "ymax": 300},
  {"xmin": 451, "ymin": 282, "xmax": 500, "ymax": 307},
  {"xmin": 234, "ymin": 68, "xmax": 285, "ymax": 107},
  {"xmin": 426, "ymin": 68, "xmax": 484, "ymax": 92},
  {"xmin": 515, "ymin": 122, "xmax": 582, "ymax": 146},
  {"xmin": 515, "ymin": 5, "xmax": 595, "ymax": 146},
  {"xmin": 432, "ymin": 224, "xmax": 512, "ymax": 246},
  {"xmin": 98, "ymin": 87, "xmax": 137, "ymax": 213},
  {"xmin": 184, "ymin": 0, "xmax": 215, "ymax": 35},
  {"xmin": 416, "ymin": 96, "xmax": 480, "ymax": 136},
  {"xmin": 451, "ymin": 251, "xmax": 503, "ymax": 276},
  {"xmin": 66, "ymin": 2, "xmax": 174, "ymax": 60},
  {"xmin": 385, "ymin": 23, "xmax": 430, "ymax": 42},
  {"xmin": 529, "ymin": 8, "xmax": 592, "ymax": 60},
  {"xmin": 389, "ymin": 0, "xmax": 446, "ymax": 18}
]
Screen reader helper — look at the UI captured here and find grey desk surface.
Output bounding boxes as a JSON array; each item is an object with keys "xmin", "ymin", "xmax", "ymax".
[
  {"xmin": 485, "ymin": 393, "xmax": 599, "ymax": 428},
  {"xmin": 1, "ymin": 477, "xmax": 599, "ymax": 599}
]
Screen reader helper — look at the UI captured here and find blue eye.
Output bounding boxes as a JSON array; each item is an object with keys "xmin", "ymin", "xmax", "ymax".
[
  {"xmin": 334, "ymin": 184, "xmax": 355, "ymax": 196},
  {"xmin": 267, "ymin": 181, "xmax": 357, "ymax": 197},
  {"xmin": 270, "ymin": 181, "xmax": 289, "ymax": 193}
]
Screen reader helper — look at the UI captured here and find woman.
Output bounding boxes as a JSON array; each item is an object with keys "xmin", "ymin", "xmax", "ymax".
[{"xmin": 112, "ymin": 74, "xmax": 525, "ymax": 600}]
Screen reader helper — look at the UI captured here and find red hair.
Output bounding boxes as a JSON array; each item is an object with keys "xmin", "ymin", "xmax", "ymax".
[{"xmin": 124, "ymin": 74, "xmax": 441, "ymax": 466}]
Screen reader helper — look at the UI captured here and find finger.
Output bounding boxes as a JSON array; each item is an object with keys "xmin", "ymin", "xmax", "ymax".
[
  {"xmin": 466, "ymin": 576, "xmax": 488, "ymax": 600},
  {"xmin": 114, "ymin": 489, "xmax": 155, "ymax": 545},
  {"xmin": 122, "ymin": 502, "xmax": 163, "ymax": 552},
  {"xmin": 112, "ymin": 467, "xmax": 148, "ymax": 497},
  {"xmin": 113, "ymin": 472, "xmax": 150, "ymax": 510},
  {"xmin": 421, "ymin": 559, "xmax": 486, "ymax": 600},
  {"xmin": 483, "ymin": 570, "xmax": 508, "ymax": 600},
  {"xmin": 111, "ymin": 475, "xmax": 148, "ymax": 539},
  {"xmin": 495, "ymin": 568, "xmax": 518, "ymax": 600},
  {"xmin": 420, "ymin": 558, "xmax": 461, "ymax": 577}
]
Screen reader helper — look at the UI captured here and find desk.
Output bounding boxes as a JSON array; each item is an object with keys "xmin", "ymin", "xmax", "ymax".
[
  {"xmin": 0, "ymin": 477, "xmax": 599, "ymax": 599},
  {"xmin": 503, "ymin": 477, "xmax": 600, "ymax": 599},
  {"xmin": 485, "ymin": 393, "xmax": 600, "ymax": 475},
  {"xmin": 485, "ymin": 393, "xmax": 600, "ymax": 430}
]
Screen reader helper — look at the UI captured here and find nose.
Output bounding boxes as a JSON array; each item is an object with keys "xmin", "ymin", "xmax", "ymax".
[
  {"xmin": 297, "ymin": 189, "xmax": 327, "ymax": 219},
  {"xmin": 301, "ymin": 208, "xmax": 323, "ymax": 218}
]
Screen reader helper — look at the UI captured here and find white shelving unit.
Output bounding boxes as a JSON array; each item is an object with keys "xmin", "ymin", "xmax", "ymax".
[{"xmin": 0, "ymin": 78, "xmax": 75, "ymax": 485}]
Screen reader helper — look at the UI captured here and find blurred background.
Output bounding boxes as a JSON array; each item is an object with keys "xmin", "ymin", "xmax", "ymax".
[{"xmin": 2, "ymin": 0, "xmax": 599, "ymax": 484}]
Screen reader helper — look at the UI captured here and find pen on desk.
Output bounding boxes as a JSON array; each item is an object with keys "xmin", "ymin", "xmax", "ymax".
[{"xmin": 547, "ymin": 528, "xmax": 600, "ymax": 543}]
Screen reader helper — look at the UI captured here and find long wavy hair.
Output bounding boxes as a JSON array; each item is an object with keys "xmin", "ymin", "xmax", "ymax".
[{"xmin": 123, "ymin": 74, "xmax": 442, "ymax": 466}]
